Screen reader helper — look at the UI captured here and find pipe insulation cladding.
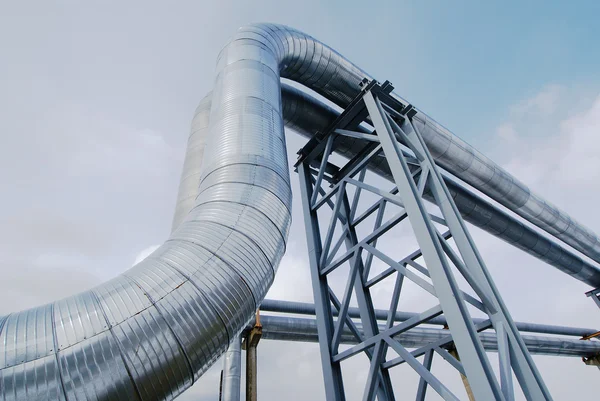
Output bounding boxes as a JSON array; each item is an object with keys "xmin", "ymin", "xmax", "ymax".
[
  {"xmin": 1, "ymin": 23, "xmax": 599, "ymax": 401},
  {"xmin": 173, "ymin": 84, "xmax": 600, "ymax": 287}
]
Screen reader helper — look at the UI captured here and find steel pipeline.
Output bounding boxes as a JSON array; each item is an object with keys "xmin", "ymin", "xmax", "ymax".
[{"xmin": 2, "ymin": 23, "xmax": 599, "ymax": 401}]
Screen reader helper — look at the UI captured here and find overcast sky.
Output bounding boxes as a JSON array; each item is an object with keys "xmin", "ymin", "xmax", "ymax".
[{"xmin": 1, "ymin": 1, "xmax": 599, "ymax": 400}]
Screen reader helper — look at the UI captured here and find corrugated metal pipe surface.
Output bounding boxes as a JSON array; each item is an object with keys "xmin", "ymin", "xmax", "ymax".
[
  {"xmin": 221, "ymin": 336, "xmax": 242, "ymax": 401},
  {"xmin": 215, "ymin": 23, "xmax": 600, "ymax": 268},
  {"xmin": 1, "ymin": 23, "xmax": 599, "ymax": 401},
  {"xmin": 255, "ymin": 315, "xmax": 600, "ymax": 358},
  {"xmin": 173, "ymin": 84, "xmax": 600, "ymax": 287}
]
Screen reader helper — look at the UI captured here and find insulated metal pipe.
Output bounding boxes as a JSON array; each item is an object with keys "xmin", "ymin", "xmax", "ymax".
[
  {"xmin": 173, "ymin": 85, "xmax": 600, "ymax": 287},
  {"xmin": 1, "ymin": 23, "xmax": 294, "ymax": 401},
  {"xmin": 2, "ymin": 23, "xmax": 600, "ymax": 401},
  {"xmin": 255, "ymin": 315, "xmax": 600, "ymax": 359},
  {"xmin": 259, "ymin": 299, "xmax": 598, "ymax": 338},
  {"xmin": 173, "ymin": 24, "xmax": 600, "ymax": 273},
  {"xmin": 280, "ymin": 84, "xmax": 600, "ymax": 287},
  {"xmin": 263, "ymin": 24, "xmax": 600, "ymax": 266},
  {"xmin": 221, "ymin": 335, "xmax": 242, "ymax": 401}
]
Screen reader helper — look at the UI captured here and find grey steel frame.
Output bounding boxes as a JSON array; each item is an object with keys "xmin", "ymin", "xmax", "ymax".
[
  {"xmin": 296, "ymin": 81, "xmax": 552, "ymax": 401},
  {"xmin": 586, "ymin": 288, "xmax": 600, "ymax": 310}
]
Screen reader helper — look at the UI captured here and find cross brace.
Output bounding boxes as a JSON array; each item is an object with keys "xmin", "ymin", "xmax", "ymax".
[{"xmin": 297, "ymin": 80, "xmax": 552, "ymax": 401}]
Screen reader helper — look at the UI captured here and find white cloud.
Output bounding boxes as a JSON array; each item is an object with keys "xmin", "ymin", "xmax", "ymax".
[
  {"xmin": 511, "ymin": 84, "xmax": 564, "ymax": 117},
  {"xmin": 494, "ymin": 86, "xmax": 600, "ymax": 220}
]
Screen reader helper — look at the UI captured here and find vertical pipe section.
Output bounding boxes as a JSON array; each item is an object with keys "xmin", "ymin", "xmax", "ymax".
[{"xmin": 222, "ymin": 336, "xmax": 242, "ymax": 401}]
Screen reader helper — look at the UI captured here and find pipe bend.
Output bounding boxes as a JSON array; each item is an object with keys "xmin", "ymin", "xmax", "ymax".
[
  {"xmin": 1, "ymin": 22, "xmax": 295, "ymax": 401},
  {"xmin": 2, "ymin": 23, "xmax": 599, "ymax": 401},
  {"xmin": 233, "ymin": 23, "xmax": 600, "ymax": 266}
]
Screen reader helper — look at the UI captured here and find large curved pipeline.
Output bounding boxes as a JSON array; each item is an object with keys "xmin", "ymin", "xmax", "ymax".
[
  {"xmin": 283, "ymin": 86, "xmax": 600, "ymax": 285},
  {"xmin": 1, "ymin": 23, "xmax": 599, "ymax": 401},
  {"xmin": 221, "ymin": 24, "xmax": 600, "ymax": 267},
  {"xmin": 174, "ymin": 84, "xmax": 600, "ymax": 287}
]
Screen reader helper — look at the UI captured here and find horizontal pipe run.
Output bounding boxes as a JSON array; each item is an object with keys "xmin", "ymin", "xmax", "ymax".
[
  {"xmin": 177, "ymin": 84, "xmax": 600, "ymax": 288},
  {"xmin": 282, "ymin": 84, "xmax": 600, "ymax": 287},
  {"xmin": 260, "ymin": 299, "xmax": 598, "ymax": 338},
  {"xmin": 253, "ymin": 315, "xmax": 600, "ymax": 358},
  {"xmin": 3, "ymin": 23, "xmax": 599, "ymax": 401}
]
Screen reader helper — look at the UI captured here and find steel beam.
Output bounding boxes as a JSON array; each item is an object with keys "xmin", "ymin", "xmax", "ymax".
[
  {"xmin": 586, "ymin": 288, "xmax": 600, "ymax": 310},
  {"xmin": 298, "ymin": 161, "xmax": 346, "ymax": 401},
  {"xmin": 296, "ymin": 81, "xmax": 557, "ymax": 401}
]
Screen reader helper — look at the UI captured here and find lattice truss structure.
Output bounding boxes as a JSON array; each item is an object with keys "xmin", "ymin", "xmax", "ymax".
[{"xmin": 295, "ymin": 81, "xmax": 553, "ymax": 401}]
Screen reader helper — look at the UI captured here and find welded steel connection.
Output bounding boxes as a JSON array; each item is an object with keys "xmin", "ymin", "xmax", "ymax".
[{"xmin": 1, "ymin": 23, "xmax": 600, "ymax": 401}]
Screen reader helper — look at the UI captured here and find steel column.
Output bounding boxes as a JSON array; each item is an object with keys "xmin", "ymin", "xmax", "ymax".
[
  {"xmin": 296, "ymin": 81, "xmax": 554, "ymax": 401},
  {"xmin": 364, "ymin": 89, "xmax": 502, "ymax": 400},
  {"xmin": 298, "ymin": 161, "xmax": 346, "ymax": 401}
]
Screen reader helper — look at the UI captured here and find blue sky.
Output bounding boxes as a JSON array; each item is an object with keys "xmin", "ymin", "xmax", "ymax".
[
  {"xmin": 311, "ymin": 1, "xmax": 600, "ymax": 148},
  {"xmin": 1, "ymin": 1, "xmax": 600, "ymax": 400}
]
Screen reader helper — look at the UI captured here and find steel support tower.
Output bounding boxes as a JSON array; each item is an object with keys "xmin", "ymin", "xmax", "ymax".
[{"xmin": 296, "ymin": 80, "xmax": 552, "ymax": 400}]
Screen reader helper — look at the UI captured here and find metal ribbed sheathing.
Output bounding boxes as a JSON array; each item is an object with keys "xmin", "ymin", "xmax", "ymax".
[
  {"xmin": 1, "ymin": 23, "xmax": 599, "ymax": 401},
  {"xmin": 171, "ymin": 93, "xmax": 212, "ymax": 231},
  {"xmin": 173, "ymin": 83, "xmax": 600, "ymax": 287},
  {"xmin": 278, "ymin": 85, "xmax": 600, "ymax": 285},
  {"xmin": 173, "ymin": 22, "xmax": 600, "ymax": 282},
  {"xmin": 1, "ymin": 23, "xmax": 294, "ymax": 401},
  {"xmin": 225, "ymin": 23, "xmax": 600, "ymax": 266},
  {"xmin": 221, "ymin": 336, "xmax": 242, "ymax": 401}
]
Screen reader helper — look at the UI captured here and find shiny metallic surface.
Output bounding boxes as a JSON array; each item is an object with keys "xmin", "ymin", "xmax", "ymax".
[
  {"xmin": 409, "ymin": 112, "xmax": 600, "ymax": 265},
  {"xmin": 259, "ymin": 23, "xmax": 600, "ymax": 265},
  {"xmin": 279, "ymin": 84, "xmax": 600, "ymax": 286},
  {"xmin": 221, "ymin": 336, "xmax": 242, "ymax": 401},
  {"xmin": 172, "ymin": 94, "xmax": 212, "ymax": 231},
  {"xmin": 173, "ymin": 83, "xmax": 600, "ymax": 287},
  {"xmin": 1, "ymin": 23, "xmax": 293, "ymax": 401},
  {"xmin": 0, "ymin": 356, "xmax": 66, "ymax": 401},
  {"xmin": 220, "ymin": 24, "xmax": 600, "ymax": 269},
  {"xmin": 2, "ymin": 22, "xmax": 600, "ymax": 401}
]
